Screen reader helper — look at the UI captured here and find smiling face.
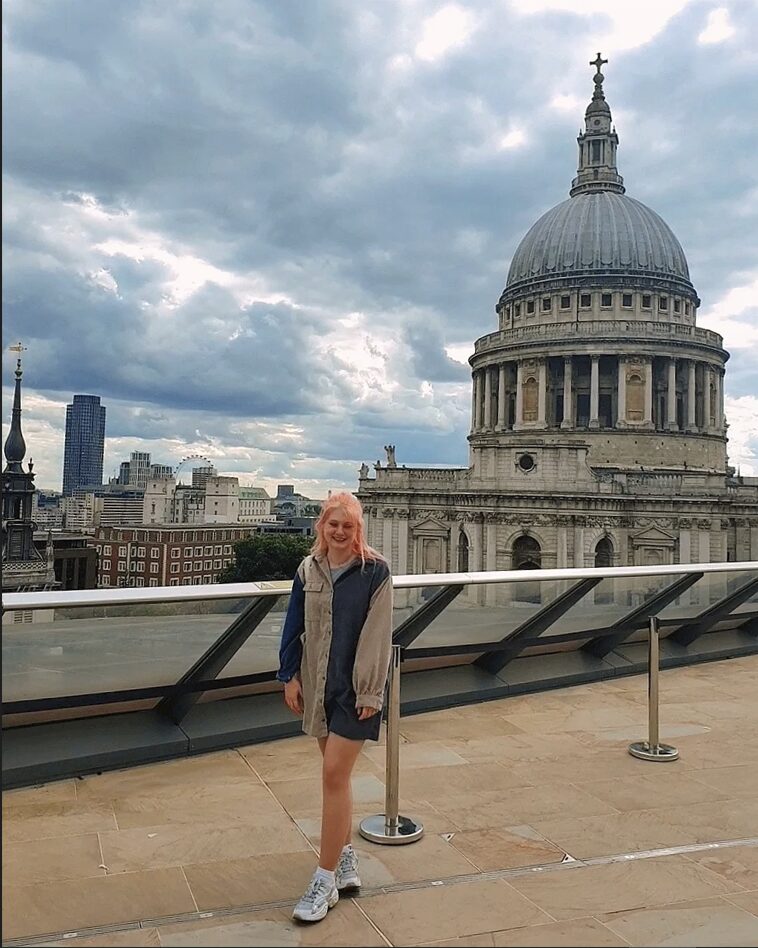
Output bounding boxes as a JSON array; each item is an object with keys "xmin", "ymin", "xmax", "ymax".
[{"xmin": 323, "ymin": 506, "xmax": 356, "ymax": 561}]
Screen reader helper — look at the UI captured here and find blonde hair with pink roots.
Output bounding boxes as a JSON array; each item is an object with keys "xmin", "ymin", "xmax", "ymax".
[{"xmin": 311, "ymin": 491, "xmax": 383, "ymax": 566}]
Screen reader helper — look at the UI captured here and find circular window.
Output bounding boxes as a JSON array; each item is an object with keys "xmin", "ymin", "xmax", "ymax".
[
  {"xmin": 593, "ymin": 118, "xmax": 601, "ymax": 125},
  {"xmin": 518, "ymin": 454, "xmax": 535, "ymax": 472}
]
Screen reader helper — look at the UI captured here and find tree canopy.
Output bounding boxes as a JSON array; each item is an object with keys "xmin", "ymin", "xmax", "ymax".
[{"xmin": 217, "ymin": 532, "xmax": 312, "ymax": 583}]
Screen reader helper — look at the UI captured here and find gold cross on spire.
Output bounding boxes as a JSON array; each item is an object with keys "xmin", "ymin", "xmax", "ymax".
[
  {"xmin": 8, "ymin": 341, "xmax": 27, "ymax": 354},
  {"xmin": 590, "ymin": 52, "xmax": 608, "ymax": 74}
]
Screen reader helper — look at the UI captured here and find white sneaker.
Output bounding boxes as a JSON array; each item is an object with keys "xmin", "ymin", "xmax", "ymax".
[
  {"xmin": 292, "ymin": 873, "xmax": 339, "ymax": 923},
  {"xmin": 336, "ymin": 845, "xmax": 361, "ymax": 891}
]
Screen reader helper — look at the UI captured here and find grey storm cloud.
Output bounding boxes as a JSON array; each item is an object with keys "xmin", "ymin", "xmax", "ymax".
[
  {"xmin": 403, "ymin": 318, "xmax": 470, "ymax": 383},
  {"xmin": 3, "ymin": 259, "xmax": 345, "ymax": 415},
  {"xmin": 3, "ymin": 0, "xmax": 758, "ymax": 487}
]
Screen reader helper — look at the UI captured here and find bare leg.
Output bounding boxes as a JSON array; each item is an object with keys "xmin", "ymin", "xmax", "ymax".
[
  {"xmin": 318, "ymin": 733, "xmax": 364, "ymax": 871},
  {"xmin": 318, "ymin": 737, "xmax": 354, "ymax": 847}
]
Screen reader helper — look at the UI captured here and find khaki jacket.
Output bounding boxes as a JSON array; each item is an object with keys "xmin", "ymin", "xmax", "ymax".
[{"xmin": 284, "ymin": 552, "xmax": 393, "ymax": 738}]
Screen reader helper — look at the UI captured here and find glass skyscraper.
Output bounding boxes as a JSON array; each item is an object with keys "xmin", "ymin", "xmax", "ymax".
[{"xmin": 62, "ymin": 395, "xmax": 106, "ymax": 495}]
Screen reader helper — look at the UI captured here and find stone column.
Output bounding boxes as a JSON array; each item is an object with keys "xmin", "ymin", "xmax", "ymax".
[
  {"xmin": 717, "ymin": 368, "xmax": 725, "ymax": 432},
  {"xmin": 678, "ymin": 522, "xmax": 693, "ymax": 603},
  {"xmin": 497, "ymin": 363, "xmax": 507, "ymax": 430},
  {"xmin": 616, "ymin": 356, "xmax": 626, "ymax": 428},
  {"xmin": 537, "ymin": 360, "xmax": 547, "ymax": 427},
  {"xmin": 751, "ymin": 524, "xmax": 758, "ymax": 561},
  {"xmin": 698, "ymin": 520, "xmax": 710, "ymax": 563},
  {"xmin": 687, "ymin": 360, "xmax": 697, "ymax": 431},
  {"xmin": 480, "ymin": 370, "xmax": 488, "ymax": 431},
  {"xmin": 589, "ymin": 355, "xmax": 600, "ymax": 429},
  {"xmin": 557, "ymin": 523, "xmax": 569, "ymax": 567},
  {"xmin": 467, "ymin": 515, "xmax": 484, "ymax": 604},
  {"xmin": 679, "ymin": 525, "xmax": 691, "ymax": 564},
  {"xmin": 667, "ymin": 358, "xmax": 678, "ymax": 430},
  {"xmin": 470, "ymin": 372, "xmax": 478, "ymax": 433},
  {"xmin": 514, "ymin": 360, "xmax": 524, "ymax": 429},
  {"xmin": 485, "ymin": 518, "xmax": 498, "ymax": 606},
  {"xmin": 704, "ymin": 366, "xmax": 714, "ymax": 431},
  {"xmin": 468, "ymin": 517, "xmax": 482, "ymax": 571},
  {"xmin": 483, "ymin": 366, "xmax": 492, "ymax": 430},
  {"xmin": 397, "ymin": 512, "xmax": 408, "ymax": 575},
  {"xmin": 477, "ymin": 371, "xmax": 485, "ymax": 431},
  {"xmin": 644, "ymin": 358, "xmax": 654, "ymax": 428},
  {"xmin": 382, "ymin": 510, "xmax": 394, "ymax": 568},
  {"xmin": 561, "ymin": 356, "xmax": 573, "ymax": 428},
  {"xmin": 573, "ymin": 518, "xmax": 585, "ymax": 567},
  {"xmin": 485, "ymin": 520, "xmax": 497, "ymax": 571}
]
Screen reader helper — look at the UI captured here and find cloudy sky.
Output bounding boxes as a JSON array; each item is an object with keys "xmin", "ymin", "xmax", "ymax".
[{"xmin": 3, "ymin": 0, "xmax": 757, "ymax": 495}]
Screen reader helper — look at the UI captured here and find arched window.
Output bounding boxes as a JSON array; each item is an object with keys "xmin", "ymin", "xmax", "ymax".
[
  {"xmin": 512, "ymin": 534, "xmax": 541, "ymax": 603},
  {"xmin": 594, "ymin": 536, "xmax": 613, "ymax": 568},
  {"xmin": 457, "ymin": 530, "xmax": 469, "ymax": 572},
  {"xmin": 513, "ymin": 534, "xmax": 541, "ymax": 569},
  {"xmin": 594, "ymin": 536, "xmax": 614, "ymax": 603}
]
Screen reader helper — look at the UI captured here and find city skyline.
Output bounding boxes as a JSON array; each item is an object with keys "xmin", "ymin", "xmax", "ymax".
[{"xmin": 3, "ymin": 1, "xmax": 758, "ymax": 495}]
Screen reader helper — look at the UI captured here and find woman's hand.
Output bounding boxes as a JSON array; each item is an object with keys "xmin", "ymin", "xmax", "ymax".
[
  {"xmin": 356, "ymin": 705, "xmax": 379, "ymax": 721},
  {"xmin": 284, "ymin": 677, "xmax": 304, "ymax": 716}
]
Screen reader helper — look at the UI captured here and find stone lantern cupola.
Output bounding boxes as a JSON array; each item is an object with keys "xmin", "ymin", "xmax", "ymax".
[{"xmin": 570, "ymin": 53, "xmax": 625, "ymax": 197}]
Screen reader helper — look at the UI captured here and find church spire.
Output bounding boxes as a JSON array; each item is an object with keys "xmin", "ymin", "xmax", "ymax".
[
  {"xmin": 4, "ymin": 345, "xmax": 28, "ymax": 474},
  {"xmin": 569, "ymin": 53, "xmax": 625, "ymax": 197}
]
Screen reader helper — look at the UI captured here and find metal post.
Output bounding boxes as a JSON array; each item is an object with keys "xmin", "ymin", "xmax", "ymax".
[
  {"xmin": 628, "ymin": 616, "xmax": 679, "ymax": 762},
  {"xmin": 359, "ymin": 645, "xmax": 424, "ymax": 844}
]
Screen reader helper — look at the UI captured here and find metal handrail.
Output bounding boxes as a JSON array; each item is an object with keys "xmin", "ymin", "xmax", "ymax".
[{"xmin": 3, "ymin": 561, "xmax": 756, "ymax": 612}]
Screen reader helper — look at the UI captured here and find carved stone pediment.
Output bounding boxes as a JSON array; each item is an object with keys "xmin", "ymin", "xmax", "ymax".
[
  {"xmin": 630, "ymin": 526, "xmax": 676, "ymax": 546},
  {"xmin": 411, "ymin": 517, "xmax": 449, "ymax": 537}
]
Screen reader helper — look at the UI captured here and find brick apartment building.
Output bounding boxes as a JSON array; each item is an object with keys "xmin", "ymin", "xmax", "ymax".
[{"xmin": 92, "ymin": 523, "xmax": 256, "ymax": 588}]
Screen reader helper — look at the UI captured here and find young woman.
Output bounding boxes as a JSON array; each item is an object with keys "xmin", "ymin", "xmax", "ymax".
[{"xmin": 277, "ymin": 491, "xmax": 393, "ymax": 923}]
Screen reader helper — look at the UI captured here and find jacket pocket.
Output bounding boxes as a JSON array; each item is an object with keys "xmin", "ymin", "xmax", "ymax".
[{"xmin": 304, "ymin": 580, "xmax": 324, "ymax": 592}]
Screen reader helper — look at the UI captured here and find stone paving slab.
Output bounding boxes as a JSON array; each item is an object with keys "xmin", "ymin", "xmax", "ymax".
[{"xmin": 3, "ymin": 656, "xmax": 758, "ymax": 947}]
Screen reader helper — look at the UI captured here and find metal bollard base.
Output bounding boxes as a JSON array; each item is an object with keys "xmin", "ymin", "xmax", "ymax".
[
  {"xmin": 628, "ymin": 740, "xmax": 679, "ymax": 762},
  {"xmin": 359, "ymin": 814, "xmax": 424, "ymax": 845}
]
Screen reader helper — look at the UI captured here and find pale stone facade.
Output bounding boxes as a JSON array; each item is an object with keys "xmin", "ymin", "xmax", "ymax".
[
  {"xmin": 142, "ymin": 475, "xmax": 240, "ymax": 524},
  {"xmin": 357, "ymin": 60, "xmax": 758, "ymax": 579},
  {"xmin": 238, "ymin": 486, "xmax": 273, "ymax": 523}
]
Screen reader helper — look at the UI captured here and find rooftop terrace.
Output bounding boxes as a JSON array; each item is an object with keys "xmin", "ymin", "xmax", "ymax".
[{"xmin": 3, "ymin": 654, "xmax": 758, "ymax": 947}]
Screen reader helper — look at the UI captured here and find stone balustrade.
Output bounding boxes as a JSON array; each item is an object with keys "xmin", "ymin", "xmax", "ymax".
[{"xmin": 474, "ymin": 319, "xmax": 723, "ymax": 355}]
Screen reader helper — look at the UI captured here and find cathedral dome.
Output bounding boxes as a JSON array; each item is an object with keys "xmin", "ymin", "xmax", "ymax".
[
  {"xmin": 505, "ymin": 190, "xmax": 693, "ymax": 295},
  {"xmin": 500, "ymin": 53, "xmax": 697, "ymax": 305}
]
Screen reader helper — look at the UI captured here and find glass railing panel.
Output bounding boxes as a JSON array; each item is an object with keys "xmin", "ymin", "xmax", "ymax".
[
  {"xmin": 219, "ymin": 584, "xmax": 453, "ymax": 677},
  {"xmin": 726, "ymin": 570, "xmax": 758, "ymax": 617},
  {"xmin": 404, "ymin": 579, "xmax": 575, "ymax": 650},
  {"xmin": 654, "ymin": 569, "xmax": 754, "ymax": 623},
  {"xmin": 215, "ymin": 586, "xmax": 292, "ymax": 678},
  {"xmin": 4, "ymin": 565, "xmax": 754, "ymax": 706},
  {"xmin": 2, "ymin": 596, "xmax": 257, "ymax": 704},
  {"xmin": 538, "ymin": 571, "xmax": 683, "ymax": 638}
]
